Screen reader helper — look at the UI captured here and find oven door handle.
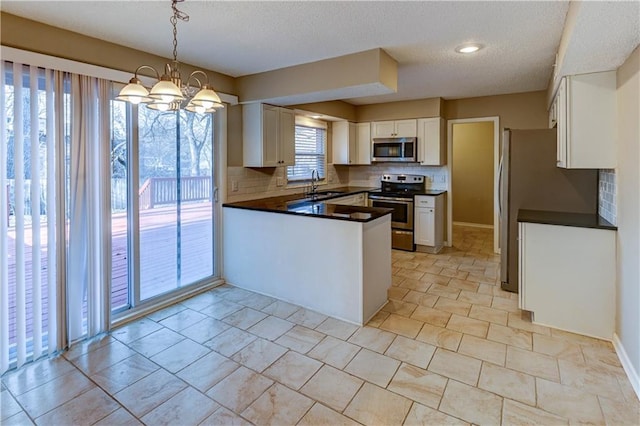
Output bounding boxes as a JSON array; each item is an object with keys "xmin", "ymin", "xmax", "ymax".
[{"xmin": 368, "ymin": 196, "xmax": 413, "ymax": 203}]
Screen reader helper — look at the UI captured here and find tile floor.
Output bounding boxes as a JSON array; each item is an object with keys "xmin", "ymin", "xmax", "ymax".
[{"xmin": 2, "ymin": 225, "xmax": 639, "ymax": 425}]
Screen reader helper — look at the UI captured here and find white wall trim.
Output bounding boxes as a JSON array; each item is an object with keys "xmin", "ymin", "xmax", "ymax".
[
  {"xmin": 453, "ymin": 221, "xmax": 494, "ymax": 229},
  {"xmin": 1, "ymin": 45, "xmax": 238, "ymax": 105},
  {"xmin": 446, "ymin": 116, "xmax": 500, "ymax": 252},
  {"xmin": 613, "ymin": 332, "xmax": 640, "ymax": 400}
]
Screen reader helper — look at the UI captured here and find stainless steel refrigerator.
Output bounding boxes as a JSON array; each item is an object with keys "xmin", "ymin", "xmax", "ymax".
[{"xmin": 499, "ymin": 129, "xmax": 598, "ymax": 293}]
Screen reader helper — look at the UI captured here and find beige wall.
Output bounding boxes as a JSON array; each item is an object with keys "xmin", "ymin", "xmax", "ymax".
[
  {"xmin": 357, "ymin": 98, "xmax": 441, "ymax": 121},
  {"xmin": 0, "ymin": 12, "xmax": 236, "ymax": 94},
  {"xmin": 615, "ymin": 44, "xmax": 640, "ymax": 387},
  {"xmin": 452, "ymin": 122, "xmax": 494, "ymax": 225},
  {"xmin": 444, "ymin": 91, "xmax": 548, "ymax": 130}
]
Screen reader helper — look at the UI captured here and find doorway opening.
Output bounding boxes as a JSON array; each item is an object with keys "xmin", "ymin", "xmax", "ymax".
[{"xmin": 446, "ymin": 117, "xmax": 500, "ymax": 253}]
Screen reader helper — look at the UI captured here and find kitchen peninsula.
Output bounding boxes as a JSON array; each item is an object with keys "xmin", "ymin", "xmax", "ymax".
[{"xmin": 223, "ymin": 188, "xmax": 392, "ymax": 325}]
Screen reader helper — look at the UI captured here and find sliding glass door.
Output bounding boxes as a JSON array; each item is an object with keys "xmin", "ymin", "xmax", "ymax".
[{"xmin": 110, "ymin": 102, "xmax": 218, "ymax": 314}]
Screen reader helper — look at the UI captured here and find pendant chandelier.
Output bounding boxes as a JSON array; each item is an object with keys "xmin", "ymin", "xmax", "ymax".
[{"xmin": 116, "ymin": 0, "xmax": 224, "ymax": 113}]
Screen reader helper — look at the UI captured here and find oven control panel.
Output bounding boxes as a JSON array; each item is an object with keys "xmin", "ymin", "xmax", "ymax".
[{"xmin": 381, "ymin": 174, "xmax": 424, "ymax": 183}]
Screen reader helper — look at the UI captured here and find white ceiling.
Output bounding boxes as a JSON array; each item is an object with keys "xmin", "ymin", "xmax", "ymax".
[{"xmin": 2, "ymin": 1, "xmax": 639, "ymax": 105}]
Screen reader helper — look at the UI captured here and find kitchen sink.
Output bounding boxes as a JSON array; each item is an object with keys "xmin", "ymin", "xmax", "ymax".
[{"xmin": 314, "ymin": 190, "xmax": 345, "ymax": 196}]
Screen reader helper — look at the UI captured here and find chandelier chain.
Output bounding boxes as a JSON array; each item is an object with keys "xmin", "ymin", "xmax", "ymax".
[{"xmin": 170, "ymin": 0, "xmax": 189, "ymax": 63}]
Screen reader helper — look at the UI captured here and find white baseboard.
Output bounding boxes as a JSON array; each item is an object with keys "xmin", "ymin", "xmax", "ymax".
[
  {"xmin": 453, "ymin": 221, "xmax": 494, "ymax": 229},
  {"xmin": 613, "ymin": 332, "xmax": 640, "ymax": 400}
]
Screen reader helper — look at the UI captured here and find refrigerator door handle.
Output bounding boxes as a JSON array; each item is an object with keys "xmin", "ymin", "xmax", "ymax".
[{"xmin": 498, "ymin": 155, "xmax": 504, "ymax": 215}]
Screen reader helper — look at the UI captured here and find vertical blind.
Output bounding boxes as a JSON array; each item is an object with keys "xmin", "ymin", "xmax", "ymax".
[
  {"xmin": 287, "ymin": 122, "xmax": 327, "ymax": 182},
  {"xmin": 1, "ymin": 60, "xmax": 111, "ymax": 374}
]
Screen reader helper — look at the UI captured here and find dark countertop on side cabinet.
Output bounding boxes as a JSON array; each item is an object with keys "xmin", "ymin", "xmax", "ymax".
[
  {"xmin": 517, "ymin": 209, "xmax": 617, "ymax": 230},
  {"xmin": 368, "ymin": 189, "xmax": 447, "ymax": 197},
  {"xmin": 223, "ymin": 186, "xmax": 391, "ymax": 223}
]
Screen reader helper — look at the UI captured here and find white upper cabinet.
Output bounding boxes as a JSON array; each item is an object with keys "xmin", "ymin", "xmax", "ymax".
[
  {"xmin": 371, "ymin": 119, "xmax": 417, "ymax": 138},
  {"xmin": 332, "ymin": 121, "xmax": 371, "ymax": 165},
  {"xmin": 243, "ymin": 103, "xmax": 295, "ymax": 167},
  {"xmin": 417, "ymin": 117, "xmax": 446, "ymax": 166},
  {"xmin": 554, "ymin": 71, "xmax": 616, "ymax": 169}
]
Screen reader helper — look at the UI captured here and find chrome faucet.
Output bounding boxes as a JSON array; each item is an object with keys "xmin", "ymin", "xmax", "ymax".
[{"xmin": 310, "ymin": 169, "xmax": 319, "ymax": 198}]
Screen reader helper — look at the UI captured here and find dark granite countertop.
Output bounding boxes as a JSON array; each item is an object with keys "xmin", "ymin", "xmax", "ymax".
[
  {"xmin": 223, "ymin": 186, "xmax": 391, "ymax": 223},
  {"xmin": 517, "ymin": 209, "xmax": 617, "ymax": 230}
]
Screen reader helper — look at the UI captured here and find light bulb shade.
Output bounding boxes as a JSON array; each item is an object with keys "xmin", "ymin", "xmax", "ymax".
[
  {"xmin": 189, "ymin": 87, "xmax": 223, "ymax": 109},
  {"xmin": 185, "ymin": 102, "xmax": 216, "ymax": 114},
  {"xmin": 115, "ymin": 78, "xmax": 151, "ymax": 104},
  {"xmin": 148, "ymin": 79, "xmax": 185, "ymax": 103}
]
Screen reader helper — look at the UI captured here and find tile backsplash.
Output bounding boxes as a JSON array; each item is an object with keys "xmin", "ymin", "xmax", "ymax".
[
  {"xmin": 598, "ymin": 169, "xmax": 617, "ymax": 225},
  {"xmin": 226, "ymin": 163, "xmax": 448, "ymax": 202}
]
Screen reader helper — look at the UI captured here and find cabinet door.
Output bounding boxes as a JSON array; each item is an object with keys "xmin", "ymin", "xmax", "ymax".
[
  {"xmin": 279, "ymin": 107, "xmax": 296, "ymax": 166},
  {"xmin": 417, "ymin": 118, "xmax": 445, "ymax": 166},
  {"xmin": 556, "ymin": 78, "xmax": 567, "ymax": 168},
  {"xmin": 414, "ymin": 207, "xmax": 434, "ymax": 246},
  {"xmin": 372, "ymin": 121, "xmax": 396, "ymax": 138},
  {"xmin": 330, "ymin": 194, "xmax": 357, "ymax": 205},
  {"xmin": 262, "ymin": 105, "xmax": 280, "ymax": 167},
  {"xmin": 348, "ymin": 123, "xmax": 357, "ymax": 164},
  {"xmin": 394, "ymin": 119, "xmax": 417, "ymax": 138},
  {"xmin": 355, "ymin": 122, "xmax": 371, "ymax": 165}
]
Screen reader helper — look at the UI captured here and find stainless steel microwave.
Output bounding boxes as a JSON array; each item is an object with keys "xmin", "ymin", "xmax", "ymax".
[{"xmin": 371, "ymin": 137, "xmax": 417, "ymax": 162}]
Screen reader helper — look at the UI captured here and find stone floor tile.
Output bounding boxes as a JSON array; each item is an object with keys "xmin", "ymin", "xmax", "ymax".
[
  {"xmin": 387, "ymin": 363, "xmax": 447, "ymax": 408},
  {"xmin": 501, "ymin": 398, "xmax": 568, "ymax": 425},
  {"xmin": 206, "ymin": 366, "xmax": 273, "ymax": 413},
  {"xmin": 63, "ymin": 335, "xmax": 117, "ymax": 361},
  {"xmin": 415, "ymin": 323, "xmax": 462, "ymax": 351},
  {"xmin": 127, "ymin": 327, "xmax": 185, "ymax": 358},
  {"xmin": 71, "ymin": 340, "xmax": 137, "ymax": 376},
  {"xmin": 237, "ymin": 293, "xmax": 276, "ymax": 310},
  {"xmin": 439, "ymin": 379, "xmax": 503, "ymax": 426},
  {"xmin": 200, "ymin": 407, "xmax": 252, "ymax": 426},
  {"xmin": 2, "ymin": 355, "xmax": 76, "ymax": 396},
  {"xmin": 297, "ymin": 403, "xmax": 360, "ymax": 426},
  {"xmin": 421, "ymin": 272, "xmax": 451, "ymax": 286},
  {"xmin": 222, "ymin": 307, "xmax": 268, "ymax": 330},
  {"xmin": 343, "ymin": 382, "xmax": 413, "ymax": 426},
  {"xmin": 396, "ymin": 268, "xmax": 425, "ymax": 281},
  {"xmin": 379, "ymin": 314, "xmax": 424, "ymax": 338},
  {"xmin": 428, "ymin": 348, "xmax": 482, "ymax": 386},
  {"xmin": 263, "ymin": 351, "xmax": 322, "ymax": 390},
  {"xmin": 366, "ymin": 310, "xmax": 390, "ymax": 327},
  {"xmin": 491, "ymin": 296, "xmax": 520, "ymax": 313},
  {"xmin": 1, "ymin": 389, "xmax": 22, "ymax": 421},
  {"xmin": 345, "ymin": 347, "xmax": 400, "ymax": 385},
  {"xmin": 308, "ymin": 335, "xmax": 361, "ymax": 369},
  {"xmin": 478, "ymin": 362, "xmax": 536, "ymax": 405},
  {"xmin": 179, "ymin": 317, "xmax": 230, "ymax": 343},
  {"xmin": 15, "ymin": 369, "xmax": 95, "ymax": 419},
  {"xmin": 275, "ymin": 325, "xmax": 326, "ymax": 353},
  {"xmin": 287, "ymin": 308, "xmax": 328, "ymax": 328},
  {"xmin": 179, "ymin": 291, "xmax": 225, "ymax": 312},
  {"xmin": 532, "ymin": 333, "xmax": 585, "ymax": 363},
  {"xmin": 427, "ymin": 283, "xmax": 460, "ymax": 299},
  {"xmin": 446, "ymin": 278, "xmax": 480, "ymax": 292},
  {"xmin": 261, "ymin": 300, "xmax": 300, "ymax": 319},
  {"xmin": 93, "ymin": 408, "xmax": 143, "ymax": 426},
  {"xmin": 241, "ymin": 383, "xmax": 313, "ymax": 425},
  {"xmin": 231, "ymin": 338, "xmax": 287, "ymax": 372},
  {"xmin": 598, "ymin": 395, "xmax": 640, "ymax": 426},
  {"xmin": 159, "ymin": 308, "xmax": 208, "ymax": 332},
  {"xmin": 204, "ymin": 327, "xmax": 256, "ymax": 357},
  {"xmin": 457, "ymin": 334, "xmax": 506, "ymax": 366},
  {"xmin": 487, "ymin": 323, "xmax": 533, "ymax": 350},
  {"xmin": 381, "ymin": 299, "xmax": 418, "ymax": 316},
  {"xmin": 536, "ymin": 377, "xmax": 605, "ymax": 424},
  {"xmin": 110, "ymin": 318, "xmax": 162, "ymax": 344},
  {"xmin": 2, "ymin": 411, "xmax": 34, "ymax": 426},
  {"xmin": 90, "ymin": 353, "xmax": 159, "ymax": 394},
  {"xmin": 140, "ymin": 387, "xmax": 219, "ymax": 426},
  {"xmin": 446, "ymin": 314, "xmax": 489, "ymax": 338},
  {"xmin": 507, "ymin": 311, "xmax": 552, "ymax": 336},
  {"xmin": 145, "ymin": 303, "xmax": 187, "ymax": 322},
  {"xmin": 402, "ymin": 290, "xmax": 439, "ymax": 308},
  {"xmin": 410, "ymin": 305, "xmax": 451, "ymax": 328},
  {"xmin": 558, "ymin": 358, "xmax": 624, "ymax": 400},
  {"xmin": 199, "ymin": 299, "xmax": 243, "ymax": 319},
  {"xmin": 315, "ymin": 317, "xmax": 359, "ymax": 340},
  {"xmin": 300, "ymin": 365, "xmax": 363, "ymax": 412},
  {"xmin": 506, "ymin": 346, "xmax": 559, "ymax": 382},
  {"xmin": 176, "ymin": 350, "xmax": 239, "ymax": 392},
  {"xmin": 404, "ymin": 402, "xmax": 469, "ymax": 425},
  {"xmin": 150, "ymin": 338, "xmax": 210, "ymax": 373},
  {"xmin": 399, "ymin": 277, "xmax": 432, "ymax": 292},
  {"xmin": 348, "ymin": 326, "xmax": 396, "ymax": 353},
  {"xmin": 387, "ymin": 286, "xmax": 410, "ymax": 301},
  {"xmin": 113, "ymin": 369, "xmax": 187, "ymax": 418},
  {"xmin": 34, "ymin": 387, "xmax": 119, "ymax": 426},
  {"xmin": 247, "ymin": 315, "xmax": 294, "ymax": 341},
  {"xmin": 384, "ymin": 335, "xmax": 436, "ymax": 369}
]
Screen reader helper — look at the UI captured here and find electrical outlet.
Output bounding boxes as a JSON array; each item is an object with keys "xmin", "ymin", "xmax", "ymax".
[
  {"xmin": 276, "ymin": 177, "xmax": 284, "ymax": 187},
  {"xmin": 231, "ymin": 180, "xmax": 239, "ymax": 192}
]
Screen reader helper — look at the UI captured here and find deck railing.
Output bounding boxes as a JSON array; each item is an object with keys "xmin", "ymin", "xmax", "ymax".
[{"xmin": 138, "ymin": 176, "xmax": 212, "ymax": 210}]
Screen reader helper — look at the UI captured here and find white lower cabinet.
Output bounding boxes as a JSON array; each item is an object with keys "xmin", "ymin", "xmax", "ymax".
[
  {"xmin": 329, "ymin": 193, "xmax": 367, "ymax": 206},
  {"xmin": 414, "ymin": 195, "xmax": 444, "ymax": 253},
  {"xmin": 518, "ymin": 222, "xmax": 616, "ymax": 340}
]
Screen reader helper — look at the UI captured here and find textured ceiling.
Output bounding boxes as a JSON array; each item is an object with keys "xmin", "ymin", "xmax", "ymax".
[{"xmin": 2, "ymin": 1, "xmax": 639, "ymax": 105}]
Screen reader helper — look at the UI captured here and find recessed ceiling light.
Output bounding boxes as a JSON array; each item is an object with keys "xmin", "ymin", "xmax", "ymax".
[{"xmin": 455, "ymin": 44, "xmax": 483, "ymax": 54}]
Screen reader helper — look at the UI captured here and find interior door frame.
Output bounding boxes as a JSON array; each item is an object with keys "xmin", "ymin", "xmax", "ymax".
[{"xmin": 446, "ymin": 116, "xmax": 500, "ymax": 254}]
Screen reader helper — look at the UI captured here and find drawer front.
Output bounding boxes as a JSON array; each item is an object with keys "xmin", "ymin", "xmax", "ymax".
[{"xmin": 415, "ymin": 196, "xmax": 435, "ymax": 208}]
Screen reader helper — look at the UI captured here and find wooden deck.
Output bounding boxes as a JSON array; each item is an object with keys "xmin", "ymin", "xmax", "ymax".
[{"xmin": 6, "ymin": 202, "xmax": 215, "ymax": 345}]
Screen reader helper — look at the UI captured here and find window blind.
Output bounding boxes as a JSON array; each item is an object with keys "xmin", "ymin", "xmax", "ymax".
[{"xmin": 287, "ymin": 124, "xmax": 326, "ymax": 182}]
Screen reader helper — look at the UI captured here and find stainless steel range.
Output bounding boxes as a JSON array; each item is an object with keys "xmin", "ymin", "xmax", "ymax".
[{"xmin": 368, "ymin": 174, "xmax": 426, "ymax": 251}]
